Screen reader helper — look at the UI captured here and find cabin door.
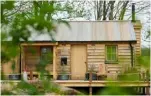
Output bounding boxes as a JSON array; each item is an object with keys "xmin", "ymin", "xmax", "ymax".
[{"xmin": 71, "ymin": 45, "xmax": 86, "ymax": 80}]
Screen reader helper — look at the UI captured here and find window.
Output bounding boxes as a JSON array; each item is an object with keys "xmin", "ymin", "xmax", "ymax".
[
  {"xmin": 41, "ymin": 47, "xmax": 53, "ymax": 64},
  {"xmin": 106, "ymin": 45, "xmax": 117, "ymax": 63},
  {"xmin": 61, "ymin": 57, "xmax": 67, "ymax": 65}
]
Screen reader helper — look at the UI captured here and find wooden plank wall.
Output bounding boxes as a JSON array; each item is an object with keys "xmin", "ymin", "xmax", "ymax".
[
  {"xmin": 24, "ymin": 46, "xmax": 53, "ymax": 73},
  {"xmin": 25, "ymin": 47, "xmax": 40, "ymax": 71},
  {"xmin": 2, "ymin": 57, "xmax": 20, "ymax": 75},
  {"xmin": 134, "ymin": 28, "xmax": 141, "ymax": 56},
  {"xmin": 56, "ymin": 44, "xmax": 71, "ymax": 74},
  {"xmin": 87, "ymin": 44, "xmax": 105, "ymax": 72},
  {"xmin": 118, "ymin": 44, "xmax": 133, "ymax": 72},
  {"xmin": 86, "ymin": 44, "xmax": 132, "ymax": 73},
  {"xmin": 2, "ymin": 42, "xmax": 135, "ymax": 79},
  {"xmin": 133, "ymin": 21, "xmax": 142, "ymax": 56}
]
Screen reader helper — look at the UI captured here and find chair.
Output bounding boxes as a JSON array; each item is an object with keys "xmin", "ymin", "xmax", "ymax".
[{"xmin": 96, "ymin": 64, "xmax": 107, "ymax": 80}]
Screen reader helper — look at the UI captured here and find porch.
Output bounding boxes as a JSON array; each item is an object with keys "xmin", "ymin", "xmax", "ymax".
[
  {"xmin": 1, "ymin": 80, "xmax": 150, "ymax": 95},
  {"xmin": 19, "ymin": 42, "xmax": 148, "ymax": 82},
  {"xmin": 54, "ymin": 80, "xmax": 150, "ymax": 87}
]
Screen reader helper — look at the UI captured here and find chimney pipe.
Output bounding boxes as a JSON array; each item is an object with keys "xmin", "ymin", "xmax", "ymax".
[{"xmin": 132, "ymin": 3, "xmax": 135, "ymax": 22}]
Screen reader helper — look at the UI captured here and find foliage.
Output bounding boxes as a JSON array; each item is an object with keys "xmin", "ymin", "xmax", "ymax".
[
  {"xmin": 141, "ymin": 47, "xmax": 150, "ymax": 56},
  {"xmin": 1, "ymin": 90, "xmax": 14, "ymax": 95},
  {"xmin": 1, "ymin": 1, "xmax": 15, "ymax": 24},
  {"xmin": 137, "ymin": 56, "xmax": 150, "ymax": 68},
  {"xmin": 11, "ymin": 60, "xmax": 16, "ymax": 73},
  {"xmin": 1, "ymin": 1, "xmax": 69, "ymax": 63},
  {"xmin": 13, "ymin": 80, "xmax": 61, "ymax": 95},
  {"xmin": 15, "ymin": 81, "xmax": 39, "ymax": 95},
  {"xmin": 34, "ymin": 80, "xmax": 61, "ymax": 94},
  {"xmin": 1, "ymin": 1, "xmax": 71, "ymax": 94},
  {"xmin": 1, "ymin": 51, "xmax": 11, "ymax": 63},
  {"xmin": 1, "ymin": 71, "xmax": 6, "ymax": 80},
  {"xmin": 1, "ymin": 80, "xmax": 84, "ymax": 95},
  {"xmin": 99, "ymin": 87, "xmax": 137, "ymax": 95}
]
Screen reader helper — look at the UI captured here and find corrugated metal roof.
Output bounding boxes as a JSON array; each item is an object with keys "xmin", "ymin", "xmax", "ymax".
[{"xmin": 29, "ymin": 21, "xmax": 136, "ymax": 41}]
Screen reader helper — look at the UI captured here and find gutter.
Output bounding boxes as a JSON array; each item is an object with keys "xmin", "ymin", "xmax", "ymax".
[{"xmin": 129, "ymin": 42, "xmax": 134, "ymax": 67}]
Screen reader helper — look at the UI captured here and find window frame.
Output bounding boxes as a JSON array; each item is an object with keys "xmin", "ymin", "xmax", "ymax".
[
  {"xmin": 40, "ymin": 46, "xmax": 53, "ymax": 64},
  {"xmin": 61, "ymin": 57, "xmax": 68, "ymax": 66},
  {"xmin": 105, "ymin": 45, "xmax": 118, "ymax": 63}
]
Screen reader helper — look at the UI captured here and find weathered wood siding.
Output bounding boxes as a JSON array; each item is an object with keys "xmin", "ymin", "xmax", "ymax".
[
  {"xmin": 2, "ymin": 57, "xmax": 20, "ymax": 75},
  {"xmin": 118, "ymin": 44, "xmax": 134, "ymax": 72},
  {"xmin": 133, "ymin": 21, "xmax": 142, "ymax": 56},
  {"xmin": 134, "ymin": 28, "xmax": 141, "ymax": 56},
  {"xmin": 56, "ymin": 44, "xmax": 71, "ymax": 74},
  {"xmin": 24, "ymin": 46, "xmax": 53, "ymax": 73},
  {"xmin": 87, "ymin": 44, "xmax": 105, "ymax": 72},
  {"xmin": 86, "ymin": 43, "xmax": 133, "ymax": 73},
  {"xmin": 25, "ymin": 47, "xmax": 40, "ymax": 71}
]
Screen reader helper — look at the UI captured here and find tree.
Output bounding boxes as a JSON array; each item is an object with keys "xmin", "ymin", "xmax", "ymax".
[
  {"xmin": 61, "ymin": 1, "xmax": 150, "ymax": 21},
  {"xmin": 1, "ymin": 1, "xmax": 69, "ymax": 63}
]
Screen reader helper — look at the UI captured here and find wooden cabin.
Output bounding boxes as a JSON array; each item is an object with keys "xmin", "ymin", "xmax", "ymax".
[{"xmin": 2, "ymin": 20, "xmax": 142, "ymax": 81}]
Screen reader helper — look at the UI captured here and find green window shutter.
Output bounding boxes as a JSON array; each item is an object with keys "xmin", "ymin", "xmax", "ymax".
[{"xmin": 106, "ymin": 45, "xmax": 117, "ymax": 62}]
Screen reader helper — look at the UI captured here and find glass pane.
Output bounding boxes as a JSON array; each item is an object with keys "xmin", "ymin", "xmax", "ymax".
[
  {"xmin": 107, "ymin": 53, "xmax": 110, "ymax": 60},
  {"xmin": 107, "ymin": 46, "xmax": 111, "ymax": 61},
  {"xmin": 107, "ymin": 46, "xmax": 111, "ymax": 54},
  {"xmin": 106, "ymin": 46, "xmax": 117, "ymax": 61},
  {"xmin": 41, "ymin": 47, "xmax": 53, "ymax": 64},
  {"xmin": 112, "ymin": 46, "xmax": 116, "ymax": 54},
  {"xmin": 112, "ymin": 53, "xmax": 116, "ymax": 61}
]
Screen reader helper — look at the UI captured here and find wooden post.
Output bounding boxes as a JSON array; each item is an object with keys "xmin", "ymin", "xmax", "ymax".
[
  {"xmin": 21, "ymin": 46, "xmax": 25, "ymax": 75},
  {"xmin": 89, "ymin": 72, "xmax": 92, "ymax": 95},
  {"xmin": 30, "ymin": 70, "xmax": 33, "ymax": 80},
  {"xmin": 53, "ymin": 46, "xmax": 57, "ymax": 80},
  {"xmin": 146, "ymin": 69, "xmax": 150, "ymax": 95}
]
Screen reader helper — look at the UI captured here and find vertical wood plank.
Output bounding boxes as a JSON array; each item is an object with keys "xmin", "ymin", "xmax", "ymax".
[
  {"xmin": 53, "ymin": 46, "xmax": 57, "ymax": 80},
  {"xmin": 21, "ymin": 46, "xmax": 25, "ymax": 74}
]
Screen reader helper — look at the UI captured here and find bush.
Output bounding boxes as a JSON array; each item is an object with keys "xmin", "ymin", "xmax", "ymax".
[
  {"xmin": 1, "ymin": 90, "xmax": 14, "ymax": 95},
  {"xmin": 15, "ymin": 81, "xmax": 39, "ymax": 95}
]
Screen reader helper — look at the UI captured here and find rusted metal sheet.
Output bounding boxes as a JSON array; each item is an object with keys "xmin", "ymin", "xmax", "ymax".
[{"xmin": 29, "ymin": 21, "xmax": 136, "ymax": 41}]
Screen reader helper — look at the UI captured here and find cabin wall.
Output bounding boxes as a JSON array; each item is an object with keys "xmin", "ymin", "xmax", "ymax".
[
  {"xmin": 55, "ymin": 43, "xmax": 134, "ymax": 76},
  {"xmin": 24, "ymin": 46, "xmax": 53, "ymax": 73},
  {"xmin": 2, "ymin": 57, "xmax": 20, "ymax": 75},
  {"xmin": 134, "ymin": 28, "xmax": 141, "ymax": 56},
  {"xmin": 118, "ymin": 44, "xmax": 134, "ymax": 72},
  {"xmin": 24, "ymin": 46, "xmax": 40, "ymax": 71},
  {"xmin": 133, "ymin": 21, "xmax": 142, "ymax": 56},
  {"xmin": 56, "ymin": 44, "xmax": 71, "ymax": 74},
  {"xmin": 2, "ymin": 42, "xmax": 135, "ymax": 80},
  {"xmin": 87, "ymin": 44, "xmax": 105, "ymax": 72},
  {"xmin": 86, "ymin": 43, "xmax": 133, "ymax": 73}
]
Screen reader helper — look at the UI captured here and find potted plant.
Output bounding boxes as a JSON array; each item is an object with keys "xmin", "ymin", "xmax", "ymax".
[
  {"xmin": 9, "ymin": 60, "xmax": 21, "ymax": 80},
  {"xmin": 57, "ymin": 64, "xmax": 70, "ymax": 80},
  {"xmin": 85, "ymin": 65, "xmax": 97, "ymax": 80}
]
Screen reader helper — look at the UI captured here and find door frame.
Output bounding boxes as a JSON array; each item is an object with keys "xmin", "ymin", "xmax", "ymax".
[{"xmin": 70, "ymin": 44, "xmax": 87, "ymax": 79}]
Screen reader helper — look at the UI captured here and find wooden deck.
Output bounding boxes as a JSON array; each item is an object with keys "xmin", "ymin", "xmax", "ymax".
[
  {"xmin": 1, "ymin": 80, "xmax": 150, "ymax": 87},
  {"xmin": 54, "ymin": 80, "xmax": 150, "ymax": 87}
]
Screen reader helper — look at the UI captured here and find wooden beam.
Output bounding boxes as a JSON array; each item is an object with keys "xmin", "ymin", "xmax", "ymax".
[
  {"xmin": 53, "ymin": 46, "xmax": 57, "ymax": 80},
  {"xmin": 55, "ymin": 80, "xmax": 150, "ymax": 87},
  {"xmin": 21, "ymin": 42, "xmax": 58, "ymax": 46},
  {"xmin": 21, "ymin": 46, "xmax": 25, "ymax": 73}
]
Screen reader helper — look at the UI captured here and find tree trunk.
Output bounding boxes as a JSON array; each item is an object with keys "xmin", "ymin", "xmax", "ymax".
[
  {"xmin": 103, "ymin": 1, "xmax": 106, "ymax": 20},
  {"xmin": 109, "ymin": 1, "xmax": 115, "ymax": 20},
  {"xmin": 119, "ymin": 1, "xmax": 129, "ymax": 20}
]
